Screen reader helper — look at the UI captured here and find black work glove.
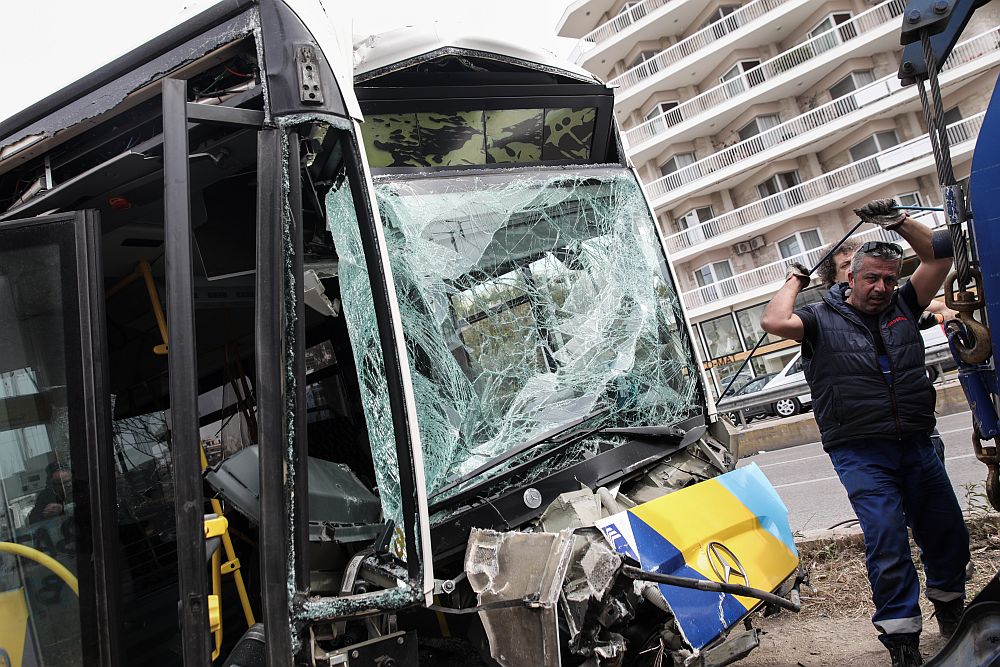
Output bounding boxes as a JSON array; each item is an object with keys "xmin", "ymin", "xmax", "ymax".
[
  {"xmin": 786, "ymin": 261, "xmax": 810, "ymax": 288},
  {"xmin": 854, "ymin": 198, "xmax": 906, "ymax": 230},
  {"xmin": 917, "ymin": 312, "xmax": 938, "ymax": 330}
]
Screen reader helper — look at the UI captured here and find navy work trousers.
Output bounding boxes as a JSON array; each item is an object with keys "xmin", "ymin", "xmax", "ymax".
[{"xmin": 828, "ymin": 434, "xmax": 969, "ymax": 646}]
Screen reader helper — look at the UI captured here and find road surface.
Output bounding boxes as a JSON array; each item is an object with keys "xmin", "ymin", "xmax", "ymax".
[{"xmin": 737, "ymin": 410, "xmax": 986, "ymax": 534}]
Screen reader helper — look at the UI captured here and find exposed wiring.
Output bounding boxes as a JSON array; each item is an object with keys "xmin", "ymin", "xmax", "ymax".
[{"xmin": 224, "ymin": 64, "xmax": 251, "ymax": 78}]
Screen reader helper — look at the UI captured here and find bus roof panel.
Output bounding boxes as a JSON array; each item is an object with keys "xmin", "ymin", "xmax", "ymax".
[{"xmin": 353, "ymin": 26, "xmax": 602, "ymax": 85}]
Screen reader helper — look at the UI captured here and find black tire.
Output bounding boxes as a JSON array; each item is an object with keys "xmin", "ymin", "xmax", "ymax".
[
  {"xmin": 773, "ymin": 397, "xmax": 801, "ymax": 418},
  {"xmin": 925, "ymin": 365, "xmax": 939, "ymax": 383}
]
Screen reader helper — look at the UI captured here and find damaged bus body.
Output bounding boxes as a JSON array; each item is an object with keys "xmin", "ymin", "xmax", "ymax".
[{"xmin": 0, "ymin": 2, "xmax": 798, "ymax": 666}]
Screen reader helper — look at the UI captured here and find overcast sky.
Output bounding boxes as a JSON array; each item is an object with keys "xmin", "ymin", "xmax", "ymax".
[{"xmin": 0, "ymin": 0, "xmax": 577, "ymax": 122}]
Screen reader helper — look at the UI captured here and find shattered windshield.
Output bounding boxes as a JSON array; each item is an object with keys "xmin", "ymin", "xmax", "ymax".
[{"xmin": 328, "ymin": 166, "xmax": 701, "ymax": 524}]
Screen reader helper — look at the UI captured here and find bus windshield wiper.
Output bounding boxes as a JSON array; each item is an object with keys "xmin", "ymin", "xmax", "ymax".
[{"xmin": 429, "ymin": 407, "xmax": 613, "ymax": 502}]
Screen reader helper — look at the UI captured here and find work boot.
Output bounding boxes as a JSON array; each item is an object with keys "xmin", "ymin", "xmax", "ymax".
[
  {"xmin": 932, "ymin": 598, "xmax": 964, "ymax": 638},
  {"xmin": 887, "ymin": 641, "xmax": 923, "ymax": 667}
]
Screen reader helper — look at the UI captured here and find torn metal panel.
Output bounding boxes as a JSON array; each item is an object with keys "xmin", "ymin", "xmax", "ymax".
[
  {"xmin": 297, "ymin": 585, "xmax": 422, "ymax": 623},
  {"xmin": 256, "ymin": 0, "xmax": 351, "ymax": 119},
  {"xmin": 626, "ymin": 443, "xmax": 731, "ymax": 506},
  {"xmin": 428, "ymin": 436, "xmax": 693, "ymax": 559},
  {"xmin": 465, "ymin": 528, "xmax": 576, "ymax": 666},
  {"xmin": 594, "ymin": 464, "xmax": 798, "ymax": 650},
  {"xmin": 0, "ymin": 9, "xmax": 259, "ymax": 170},
  {"xmin": 354, "ymin": 36, "xmax": 603, "ymax": 84}
]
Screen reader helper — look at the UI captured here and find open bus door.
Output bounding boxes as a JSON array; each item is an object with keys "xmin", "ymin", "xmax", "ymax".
[
  {"xmin": 0, "ymin": 211, "xmax": 119, "ymax": 667},
  {"xmin": 0, "ymin": 2, "xmax": 437, "ymax": 663}
]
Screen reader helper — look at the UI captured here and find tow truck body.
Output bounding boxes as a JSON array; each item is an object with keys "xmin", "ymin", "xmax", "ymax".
[{"xmin": 887, "ymin": 0, "xmax": 1000, "ymax": 662}]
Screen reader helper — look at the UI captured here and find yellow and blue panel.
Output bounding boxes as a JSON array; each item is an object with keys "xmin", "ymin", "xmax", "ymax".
[{"xmin": 595, "ymin": 463, "xmax": 798, "ymax": 649}]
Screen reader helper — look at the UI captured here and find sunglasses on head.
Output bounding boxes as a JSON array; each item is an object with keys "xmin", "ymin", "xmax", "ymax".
[{"xmin": 858, "ymin": 241, "xmax": 903, "ymax": 259}]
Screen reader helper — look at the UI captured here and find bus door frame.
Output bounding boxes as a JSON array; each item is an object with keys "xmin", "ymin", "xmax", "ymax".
[{"xmin": 0, "ymin": 210, "xmax": 121, "ymax": 667}]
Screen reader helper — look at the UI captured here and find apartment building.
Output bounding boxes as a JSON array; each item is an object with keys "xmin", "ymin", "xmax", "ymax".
[{"xmin": 557, "ymin": 0, "xmax": 1000, "ymax": 397}]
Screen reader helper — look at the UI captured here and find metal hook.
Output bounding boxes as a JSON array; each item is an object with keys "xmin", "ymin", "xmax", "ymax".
[
  {"xmin": 972, "ymin": 425, "xmax": 1000, "ymax": 511},
  {"xmin": 944, "ymin": 268, "xmax": 992, "ymax": 363}
]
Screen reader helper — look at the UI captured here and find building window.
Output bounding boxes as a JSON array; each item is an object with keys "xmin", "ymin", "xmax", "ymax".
[
  {"xmin": 757, "ymin": 170, "xmax": 800, "ymax": 197},
  {"xmin": 645, "ymin": 102, "xmax": 678, "ymax": 122},
  {"xmin": 644, "ymin": 101, "xmax": 681, "ymax": 130},
  {"xmin": 735, "ymin": 303, "xmax": 782, "ymax": 348},
  {"xmin": 695, "ymin": 260, "xmax": 736, "ymax": 302},
  {"xmin": 703, "ymin": 4, "xmax": 743, "ymax": 38},
  {"xmin": 849, "ymin": 130, "xmax": 900, "ymax": 161},
  {"xmin": 677, "ymin": 206, "xmax": 716, "ymax": 246},
  {"xmin": 700, "ymin": 313, "xmax": 742, "ymax": 360},
  {"xmin": 618, "ymin": 0, "xmax": 641, "ymax": 16},
  {"xmin": 720, "ymin": 60, "xmax": 763, "ymax": 96},
  {"xmin": 703, "ymin": 4, "xmax": 741, "ymax": 26},
  {"xmin": 660, "ymin": 152, "xmax": 696, "ymax": 177},
  {"xmin": 757, "ymin": 171, "xmax": 802, "ymax": 214},
  {"xmin": 893, "ymin": 192, "xmax": 934, "ymax": 232},
  {"xmin": 829, "ymin": 69, "xmax": 876, "ymax": 99},
  {"xmin": 777, "ymin": 229, "xmax": 822, "ymax": 259},
  {"xmin": 678, "ymin": 206, "xmax": 715, "ymax": 229},
  {"xmin": 629, "ymin": 50, "xmax": 660, "ymax": 70},
  {"xmin": 944, "ymin": 106, "xmax": 962, "ymax": 126},
  {"xmin": 810, "ymin": 12, "xmax": 855, "ymax": 49},
  {"xmin": 738, "ymin": 114, "xmax": 782, "ymax": 141}
]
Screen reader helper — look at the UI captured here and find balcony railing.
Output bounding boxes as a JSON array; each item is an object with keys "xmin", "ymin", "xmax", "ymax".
[
  {"xmin": 571, "ymin": 0, "xmax": 675, "ymax": 61},
  {"xmin": 608, "ymin": 0, "xmax": 790, "ymax": 92},
  {"xmin": 624, "ymin": 0, "xmax": 905, "ymax": 146},
  {"xmin": 665, "ymin": 112, "xmax": 984, "ymax": 255},
  {"xmin": 680, "ymin": 221, "xmax": 938, "ymax": 310},
  {"xmin": 645, "ymin": 27, "xmax": 1000, "ymax": 202}
]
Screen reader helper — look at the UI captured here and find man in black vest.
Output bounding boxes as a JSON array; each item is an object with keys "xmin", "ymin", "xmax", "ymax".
[
  {"xmin": 761, "ymin": 200, "xmax": 969, "ymax": 667},
  {"xmin": 816, "ymin": 238, "xmax": 953, "ymax": 462}
]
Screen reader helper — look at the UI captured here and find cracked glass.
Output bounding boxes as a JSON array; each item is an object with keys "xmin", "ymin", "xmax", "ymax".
[{"xmin": 329, "ymin": 166, "xmax": 701, "ymax": 525}]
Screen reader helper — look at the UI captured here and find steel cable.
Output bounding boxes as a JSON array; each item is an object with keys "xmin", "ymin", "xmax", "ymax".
[{"xmin": 919, "ymin": 31, "xmax": 971, "ymax": 291}]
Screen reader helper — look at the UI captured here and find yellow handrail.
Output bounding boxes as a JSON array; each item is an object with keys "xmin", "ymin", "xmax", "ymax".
[{"xmin": 0, "ymin": 541, "xmax": 79, "ymax": 596}]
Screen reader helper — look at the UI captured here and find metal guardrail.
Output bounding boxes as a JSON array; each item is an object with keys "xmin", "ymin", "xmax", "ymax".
[
  {"xmin": 664, "ymin": 112, "xmax": 984, "ymax": 256},
  {"xmin": 642, "ymin": 27, "xmax": 1000, "ymax": 201},
  {"xmin": 679, "ymin": 213, "xmax": 945, "ymax": 310},
  {"xmin": 571, "ymin": 0, "xmax": 674, "ymax": 60},
  {"xmin": 715, "ymin": 345, "xmax": 954, "ymax": 414},
  {"xmin": 608, "ymin": 0, "xmax": 788, "ymax": 91},
  {"xmin": 624, "ymin": 0, "xmax": 905, "ymax": 146}
]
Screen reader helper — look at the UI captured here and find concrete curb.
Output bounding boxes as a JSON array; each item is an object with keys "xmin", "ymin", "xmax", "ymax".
[
  {"xmin": 733, "ymin": 379, "xmax": 968, "ymax": 458},
  {"xmin": 793, "ymin": 514, "xmax": 999, "ymax": 550},
  {"xmin": 794, "ymin": 525, "xmax": 864, "ymax": 548}
]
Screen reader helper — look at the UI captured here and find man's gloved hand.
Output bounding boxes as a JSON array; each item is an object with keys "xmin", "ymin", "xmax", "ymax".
[
  {"xmin": 854, "ymin": 198, "xmax": 906, "ymax": 229},
  {"xmin": 786, "ymin": 261, "xmax": 810, "ymax": 287},
  {"xmin": 917, "ymin": 312, "xmax": 938, "ymax": 330}
]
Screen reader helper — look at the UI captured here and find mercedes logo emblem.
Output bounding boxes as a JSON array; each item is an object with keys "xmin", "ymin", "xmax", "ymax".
[{"xmin": 706, "ymin": 541, "xmax": 749, "ymax": 586}]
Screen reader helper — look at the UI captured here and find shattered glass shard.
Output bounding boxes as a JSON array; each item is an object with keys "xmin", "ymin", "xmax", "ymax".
[{"xmin": 328, "ymin": 166, "xmax": 702, "ymax": 527}]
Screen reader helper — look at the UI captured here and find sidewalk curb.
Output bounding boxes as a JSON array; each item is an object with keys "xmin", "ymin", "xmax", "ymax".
[
  {"xmin": 793, "ymin": 514, "xmax": 998, "ymax": 550},
  {"xmin": 734, "ymin": 380, "xmax": 968, "ymax": 457},
  {"xmin": 794, "ymin": 525, "xmax": 864, "ymax": 548}
]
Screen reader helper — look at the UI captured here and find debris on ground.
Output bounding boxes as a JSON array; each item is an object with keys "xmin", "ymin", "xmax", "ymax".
[{"xmin": 741, "ymin": 515, "xmax": 1000, "ymax": 666}]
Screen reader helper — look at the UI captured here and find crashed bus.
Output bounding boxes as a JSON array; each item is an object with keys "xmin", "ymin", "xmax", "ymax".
[{"xmin": 0, "ymin": 2, "xmax": 799, "ymax": 665}]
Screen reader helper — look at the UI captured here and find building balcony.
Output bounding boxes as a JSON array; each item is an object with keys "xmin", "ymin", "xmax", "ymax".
[
  {"xmin": 622, "ymin": 0, "xmax": 905, "ymax": 145},
  {"xmin": 678, "ymin": 220, "xmax": 940, "ymax": 316},
  {"xmin": 607, "ymin": 0, "xmax": 815, "ymax": 105},
  {"xmin": 566, "ymin": 0, "xmax": 696, "ymax": 65},
  {"xmin": 663, "ymin": 112, "xmax": 984, "ymax": 263},
  {"xmin": 643, "ymin": 27, "xmax": 1000, "ymax": 209}
]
